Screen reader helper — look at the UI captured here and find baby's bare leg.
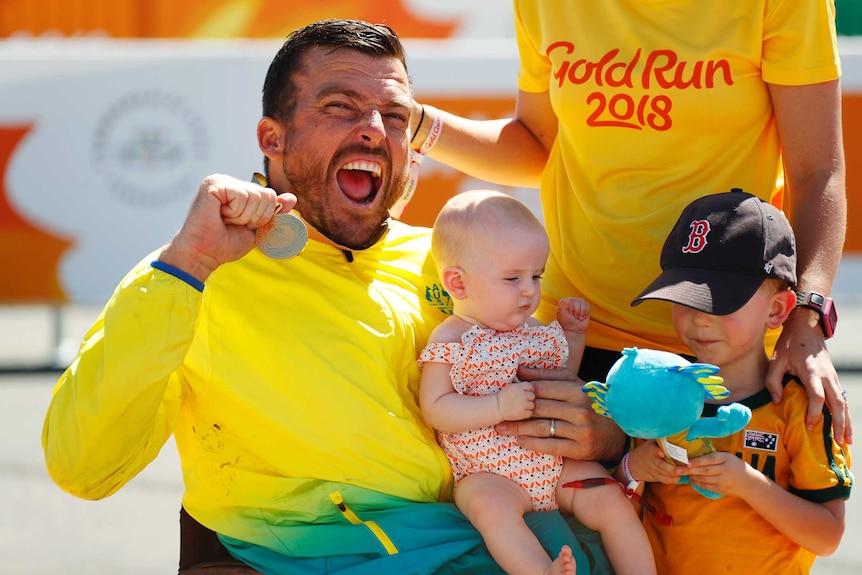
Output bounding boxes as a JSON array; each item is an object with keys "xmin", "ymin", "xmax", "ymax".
[
  {"xmin": 455, "ymin": 472, "xmax": 574, "ymax": 575},
  {"xmin": 556, "ymin": 460, "xmax": 656, "ymax": 575}
]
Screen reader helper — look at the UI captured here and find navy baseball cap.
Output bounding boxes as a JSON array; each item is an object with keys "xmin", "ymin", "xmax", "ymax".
[{"xmin": 632, "ymin": 189, "xmax": 797, "ymax": 315}]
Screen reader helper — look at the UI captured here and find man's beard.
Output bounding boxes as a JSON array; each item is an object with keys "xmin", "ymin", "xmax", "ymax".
[{"xmin": 280, "ymin": 147, "xmax": 409, "ymax": 251}]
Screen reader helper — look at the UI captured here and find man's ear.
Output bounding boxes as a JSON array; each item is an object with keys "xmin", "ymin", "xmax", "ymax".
[
  {"xmin": 258, "ymin": 117, "xmax": 284, "ymax": 159},
  {"xmin": 442, "ymin": 266, "xmax": 467, "ymax": 300},
  {"xmin": 769, "ymin": 288, "xmax": 798, "ymax": 329}
]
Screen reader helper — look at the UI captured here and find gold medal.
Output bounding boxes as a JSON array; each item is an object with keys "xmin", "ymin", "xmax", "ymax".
[
  {"xmin": 251, "ymin": 172, "xmax": 308, "ymax": 260},
  {"xmin": 256, "ymin": 212, "xmax": 308, "ymax": 259}
]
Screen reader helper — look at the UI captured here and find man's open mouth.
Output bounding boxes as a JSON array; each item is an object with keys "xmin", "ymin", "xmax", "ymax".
[{"xmin": 337, "ymin": 160, "xmax": 383, "ymax": 203}]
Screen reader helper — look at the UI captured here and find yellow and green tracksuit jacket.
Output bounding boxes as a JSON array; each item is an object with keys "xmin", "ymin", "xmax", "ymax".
[{"xmin": 42, "ymin": 220, "xmax": 458, "ymax": 551}]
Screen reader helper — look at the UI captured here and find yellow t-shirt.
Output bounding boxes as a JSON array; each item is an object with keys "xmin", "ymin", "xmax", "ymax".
[
  {"xmin": 516, "ymin": 0, "xmax": 840, "ymax": 353},
  {"xmin": 643, "ymin": 381, "xmax": 852, "ymax": 574},
  {"xmin": 42, "ymin": 221, "xmax": 456, "ymax": 553}
]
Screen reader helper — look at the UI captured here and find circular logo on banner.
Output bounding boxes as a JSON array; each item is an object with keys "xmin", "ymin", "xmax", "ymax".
[{"xmin": 92, "ymin": 91, "xmax": 208, "ymax": 207}]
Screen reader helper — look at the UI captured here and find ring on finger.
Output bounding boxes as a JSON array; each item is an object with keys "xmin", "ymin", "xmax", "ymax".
[
  {"xmin": 841, "ymin": 389, "xmax": 848, "ymax": 401},
  {"xmin": 549, "ymin": 418, "xmax": 556, "ymax": 438}
]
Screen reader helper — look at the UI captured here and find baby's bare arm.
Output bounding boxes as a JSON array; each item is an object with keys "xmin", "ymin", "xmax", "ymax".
[{"xmin": 556, "ymin": 297, "xmax": 590, "ymax": 376}]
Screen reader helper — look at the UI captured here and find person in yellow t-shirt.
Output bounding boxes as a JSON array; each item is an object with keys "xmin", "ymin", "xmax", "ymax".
[
  {"xmin": 411, "ymin": 0, "xmax": 852, "ymax": 446},
  {"xmin": 626, "ymin": 190, "xmax": 852, "ymax": 574},
  {"xmin": 42, "ymin": 19, "xmax": 624, "ymax": 575}
]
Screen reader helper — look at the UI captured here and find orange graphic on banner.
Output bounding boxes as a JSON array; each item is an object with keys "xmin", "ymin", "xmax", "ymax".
[
  {"xmin": 842, "ymin": 94, "xmax": 862, "ymax": 253},
  {"xmin": 0, "ymin": 0, "xmax": 457, "ymax": 39},
  {"xmin": 151, "ymin": 0, "xmax": 458, "ymax": 39},
  {"xmin": 0, "ymin": 125, "xmax": 72, "ymax": 302}
]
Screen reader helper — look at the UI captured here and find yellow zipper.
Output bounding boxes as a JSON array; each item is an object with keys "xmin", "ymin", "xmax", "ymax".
[{"xmin": 330, "ymin": 491, "xmax": 399, "ymax": 555}]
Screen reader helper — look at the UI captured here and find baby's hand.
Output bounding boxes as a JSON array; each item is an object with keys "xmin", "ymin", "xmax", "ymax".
[
  {"xmin": 497, "ymin": 381, "xmax": 536, "ymax": 421},
  {"xmin": 557, "ymin": 297, "xmax": 590, "ymax": 334}
]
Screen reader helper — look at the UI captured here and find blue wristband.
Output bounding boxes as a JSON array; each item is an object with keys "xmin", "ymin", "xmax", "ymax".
[{"xmin": 151, "ymin": 260, "xmax": 205, "ymax": 292}]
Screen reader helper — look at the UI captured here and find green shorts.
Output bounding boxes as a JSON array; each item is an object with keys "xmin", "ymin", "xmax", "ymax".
[{"xmin": 219, "ymin": 501, "xmax": 611, "ymax": 575}]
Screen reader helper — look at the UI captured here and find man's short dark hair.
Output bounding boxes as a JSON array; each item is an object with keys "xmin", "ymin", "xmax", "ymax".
[{"xmin": 262, "ymin": 19, "xmax": 410, "ymax": 121}]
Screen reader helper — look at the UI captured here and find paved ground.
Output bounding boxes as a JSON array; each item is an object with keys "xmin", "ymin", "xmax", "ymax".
[{"xmin": 0, "ymin": 304, "xmax": 859, "ymax": 574}]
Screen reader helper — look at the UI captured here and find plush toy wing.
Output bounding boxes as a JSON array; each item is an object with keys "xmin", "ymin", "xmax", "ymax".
[
  {"xmin": 688, "ymin": 403, "xmax": 752, "ymax": 440},
  {"xmin": 582, "ymin": 381, "xmax": 611, "ymax": 418},
  {"xmin": 669, "ymin": 363, "xmax": 729, "ymax": 401}
]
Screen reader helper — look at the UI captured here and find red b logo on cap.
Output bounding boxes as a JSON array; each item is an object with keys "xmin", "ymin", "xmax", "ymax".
[{"xmin": 682, "ymin": 220, "xmax": 710, "ymax": 253}]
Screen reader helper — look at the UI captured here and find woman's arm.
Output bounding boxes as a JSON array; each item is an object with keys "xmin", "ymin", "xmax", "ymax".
[
  {"xmin": 416, "ymin": 89, "xmax": 558, "ymax": 188},
  {"xmin": 764, "ymin": 79, "xmax": 851, "ymax": 444}
]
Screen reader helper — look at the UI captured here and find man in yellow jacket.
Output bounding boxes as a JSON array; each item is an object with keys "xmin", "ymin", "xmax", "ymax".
[{"xmin": 42, "ymin": 19, "xmax": 623, "ymax": 575}]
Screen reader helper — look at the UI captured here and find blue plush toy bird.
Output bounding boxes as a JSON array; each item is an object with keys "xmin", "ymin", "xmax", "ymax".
[{"xmin": 582, "ymin": 347, "xmax": 752, "ymax": 499}]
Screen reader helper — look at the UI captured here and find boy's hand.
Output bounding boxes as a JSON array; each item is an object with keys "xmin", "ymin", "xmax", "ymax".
[
  {"xmin": 497, "ymin": 381, "xmax": 536, "ymax": 421},
  {"xmin": 556, "ymin": 297, "xmax": 591, "ymax": 335},
  {"xmin": 628, "ymin": 440, "xmax": 680, "ymax": 484},
  {"xmin": 683, "ymin": 450, "xmax": 753, "ymax": 498}
]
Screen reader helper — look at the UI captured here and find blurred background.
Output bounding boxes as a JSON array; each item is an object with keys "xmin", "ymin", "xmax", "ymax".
[
  {"xmin": 0, "ymin": 0, "xmax": 861, "ymax": 314},
  {"xmin": 0, "ymin": 1, "xmax": 859, "ymax": 573},
  {"xmin": 0, "ymin": 0, "xmax": 529, "ymax": 310}
]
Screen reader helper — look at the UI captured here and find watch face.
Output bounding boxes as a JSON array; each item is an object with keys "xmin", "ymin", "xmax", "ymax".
[
  {"xmin": 796, "ymin": 291, "xmax": 837, "ymax": 339},
  {"xmin": 822, "ymin": 297, "xmax": 838, "ymax": 338}
]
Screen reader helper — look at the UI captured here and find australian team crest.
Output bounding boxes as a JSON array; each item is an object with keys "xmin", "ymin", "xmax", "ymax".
[{"xmin": 425, "ymin": 283, "xmax": 452, "ymax": 315}]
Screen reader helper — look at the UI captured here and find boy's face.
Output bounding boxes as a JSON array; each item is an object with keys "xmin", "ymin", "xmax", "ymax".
[{"xmin": 671, "ymin": 282, "xmax": 788, "ymax": 369}]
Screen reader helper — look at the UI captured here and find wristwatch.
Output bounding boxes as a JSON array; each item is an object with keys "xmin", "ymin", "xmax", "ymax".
[{"xmin": 795, "ymin": 290, "xmax": 838, "ymax": 339}]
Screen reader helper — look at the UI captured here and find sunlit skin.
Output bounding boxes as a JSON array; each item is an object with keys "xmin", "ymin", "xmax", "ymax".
[
  {"xmin": 670, "ymin": 283, "xmax": 784, "ymax": 400},
  {"xmin": 158, "ymin": 47, "xmax": 415, "ymax": 279},
  {"xmin": 261, "ymin": 46, "xmax": 413, "ymax": 250},
  {"xmin": 449, "ymin": 225, "xmax": 550, "ymax": 333}
]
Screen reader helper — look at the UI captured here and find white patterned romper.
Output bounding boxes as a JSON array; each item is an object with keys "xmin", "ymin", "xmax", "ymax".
[{"xmin": 418, "ymin": 322, "xmax": 568, "ymax": 511}]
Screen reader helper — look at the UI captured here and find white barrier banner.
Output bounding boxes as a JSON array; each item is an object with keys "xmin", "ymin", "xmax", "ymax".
[{"xmin": 0, "ymin": 39, "xmax": 518, "ymax": 303}]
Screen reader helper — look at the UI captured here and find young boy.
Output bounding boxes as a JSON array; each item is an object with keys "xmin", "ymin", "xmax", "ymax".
[{"xmin": 628, "ymin": 189, "xmax": 852, "ymax": 574}]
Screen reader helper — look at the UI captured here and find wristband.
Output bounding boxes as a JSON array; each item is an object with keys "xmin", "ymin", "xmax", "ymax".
[
  {"xmin": 620, "ymin": 452, "xmax": 642, "ymax": 496},
  {"xmin": 417, "ymin": 107, "xmax": 443, "ymax": 155},
  {"xmin": 151, "ymin": 260, "xmax": 205, "ymax": 292},
  {"xmin": 410, "ymin": 105, "xmax": 442, "ymax": 154},
  {"xmin": 410, "ymin": 105, "xmax": 425, "ymax": 143},
  {"xmin": 391, "ymin": 105, "xmax": 442, "ymax": 219}
]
